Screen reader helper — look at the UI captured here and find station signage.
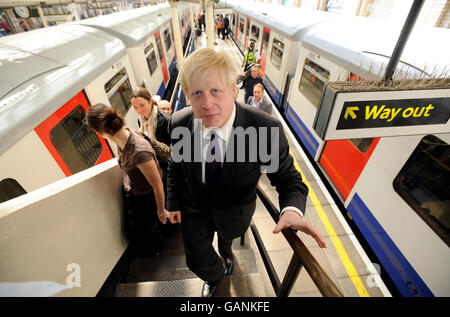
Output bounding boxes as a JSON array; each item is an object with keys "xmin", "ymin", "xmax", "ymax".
[{"xmin": 313, "ymin": 85, "xmax": 450, "ymax": 140}]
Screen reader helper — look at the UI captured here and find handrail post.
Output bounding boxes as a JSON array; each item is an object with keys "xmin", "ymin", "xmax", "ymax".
[
  {"xmin": 277, "ymin": 253, "xmax": 303, "ymax": 297},
  {"xmin": 250, "ymin": 223, "xmax": 281, "ymax": 294}
]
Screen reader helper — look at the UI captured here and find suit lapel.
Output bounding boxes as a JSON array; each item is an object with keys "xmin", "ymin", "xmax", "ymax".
[
  {"xmin": 191, "ymin": 116, "xmax": 204, "ymax": 186},
  {"xmin": 217, "ymin": 102, "xmax": 248, "ymax": 187}
]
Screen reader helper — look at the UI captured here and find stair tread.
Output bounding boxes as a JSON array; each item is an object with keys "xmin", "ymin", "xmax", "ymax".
[
  {"xmin": 126, "ymin": 248, "xmax": 259, "ymax": 283},
  {"xmin": 116, "ymin": 273, "xmax": 268, "ymax": 297}
]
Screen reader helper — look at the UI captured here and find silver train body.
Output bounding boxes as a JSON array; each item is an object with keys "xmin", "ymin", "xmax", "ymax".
[
  {"xmin": 224, "ymin": 0, "xmax": 449, "ymax": 297},
  {"xmin": 0, "ymin": 3, "xmax": 194, "ymax": 200}
]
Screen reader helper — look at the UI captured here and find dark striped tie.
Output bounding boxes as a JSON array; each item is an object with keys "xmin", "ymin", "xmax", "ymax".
[{"xmin": 205, "ymin": 132, "xmax": 221, "ymax": 185}]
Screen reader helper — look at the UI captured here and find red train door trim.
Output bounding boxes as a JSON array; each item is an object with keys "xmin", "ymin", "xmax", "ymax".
[
  {"xmin": 235, "ymin": 13, "xmax": 239, "ymax": 42},
  {"xmin": 244, "ymin": 17, "xmax": 250, "ymax": 51},
  {"xmin": 319, "ymin": 138, "xmax": 380, "ymax": 200},
  {"xmin": 260, "ymin": 27, "xmax": 270, "ymax": 79},
  {"xmin": 155, "ymin": 31, "xmax": 169, "ymax": 85},
  {"xmin": 34, "ymin": 91, "xmax": 113, "ymax": 177}
]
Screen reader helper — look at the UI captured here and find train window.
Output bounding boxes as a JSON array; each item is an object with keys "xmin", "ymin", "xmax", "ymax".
[
  {"xmin": 393, "ymin": 135, "xmax": 450, "ymax": 247},
  {"xmin": 0, "ymin": 178, "xmax": 27, "ymax": 204},
  {"xmin": 350, "ymin": 138, "xmax": 374, "ymax": 153},
  {"xmin": 299, "ymin": 58, "xmax": 330, "ymax": 107},
  {"xmin": 181, "ymin": 17, "xmax": 185, "ymax": 28},
  {"xmin": 246, "ymin": 19, "xmax": 250, "ymax": 37},
  {"xmin": 262, "ymin": 31, "xmax": 270, "ymax": 55},
  {"xmin": 50, "ymin": 106, "xmax": 103, "ymax": 174},
  {"xmin": 104, "ymin": 68, "xmax": 132, "ymax": 117},
  {"xmin": 270, "ymin": 38, "xmax": 284, "ymax": 70},
  {"xmin": 164, "ymin": 28, "xmax": 172, "ymax": 51},
  {"xmin": 232, "ymin": 13, "xmax": 235, "ymax": 26},
  {"xmin": 251, "ymin": 25, "xmax": 260, "ymax": 40},
  {"xmin": 155, "ymin": 35, "xmax": 164, "ymax": 61},
  {"xmin": 239, "ymin": 18, "xmax": 244, "ymax": 34},
  {"xmin": 144, "ymin": 43, "xmax": 158, "ymax": 75}
]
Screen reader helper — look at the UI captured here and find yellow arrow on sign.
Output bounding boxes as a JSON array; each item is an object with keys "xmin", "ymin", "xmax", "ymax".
[{"xmin": 344, "ymin": 106, "xmax": 359, "ymax": 119}]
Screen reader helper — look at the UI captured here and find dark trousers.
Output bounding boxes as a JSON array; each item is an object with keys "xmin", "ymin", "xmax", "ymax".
[
  {"xmin": 125, "ymin": 190, "xmax": 164, "ymax": 256},
  {"xmin": 222, "ymin": 27, "xmax": 229, "ymax": 39},
  {"xmin": 181, "ymin": 213, "xmax": 233, "ymax": 283}
]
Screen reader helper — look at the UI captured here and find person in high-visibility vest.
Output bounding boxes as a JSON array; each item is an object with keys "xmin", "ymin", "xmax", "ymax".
[{"xmin": 242, "ymin": 39, "xmax": 261, "ymax": 71}]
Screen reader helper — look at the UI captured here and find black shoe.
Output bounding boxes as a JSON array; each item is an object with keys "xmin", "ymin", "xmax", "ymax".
[
  {"xmin": 224, "ymin": 255, "xmax": 234, "ymax": 275},
  {"xmin": 201, "ymin": 278, "xmax": 223, "ymax": 297}
]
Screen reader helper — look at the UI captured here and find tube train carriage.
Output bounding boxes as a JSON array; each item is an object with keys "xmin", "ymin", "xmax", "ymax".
[
  {"xmin": 224, "ymin": 0, "xmax": 449, "ymax": 297},
  {"xmin": 0, "ymin": 3, "xmax": 192, "ymax": 199},
  {"xmin": 0, "ymin": 1, "xmax": 448, "ymax": 297}
]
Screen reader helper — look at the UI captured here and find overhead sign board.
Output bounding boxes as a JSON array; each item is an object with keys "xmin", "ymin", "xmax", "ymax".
[{"xmin": 313, "ymin": 84, "xmax": 450, "ymax": 140}]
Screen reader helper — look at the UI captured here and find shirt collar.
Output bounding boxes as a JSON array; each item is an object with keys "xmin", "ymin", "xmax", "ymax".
[{"xmin": 252, "ymin": 98, "xmax": 261, "ymax": 107}]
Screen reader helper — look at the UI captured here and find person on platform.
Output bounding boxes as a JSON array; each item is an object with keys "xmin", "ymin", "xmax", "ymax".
[
  {"xmin": 19, "ymin": 20, "xmax": 29, "ymax": 32},
  {"xmin": 1, "ymin": 19, "xmax": 11, "ymax": 35},
  {"xmin": 247, "ymin": 83, "xmax": 272, "ymax": 115},
  {"xmin": 242, "ymin": 38, "xmax": 261, "ymax": 71},
  {"xmin": 241, "ymin": 64, "xmax": 264, "ymax": 104},
  {"xmin": 222, "ymin": 15, "xmax": 230, "ymax": 40},
  {"xmin": 166, "ymin": 48, "xmax": 327, "ymax": 297},
  {"xmin": 157, "ymin": 99, "xmax": 173, "ymax": 116}
]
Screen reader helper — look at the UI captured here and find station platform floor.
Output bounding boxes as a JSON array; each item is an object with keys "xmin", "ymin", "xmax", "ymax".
[{"xmin": 115, "ymin": 30, "xmax": 392, "ymax": 297}]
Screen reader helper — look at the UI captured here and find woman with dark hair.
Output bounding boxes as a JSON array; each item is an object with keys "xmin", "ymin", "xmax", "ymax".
[
  {"xmin": 86, "ymin": 103, "xmax": 169, "ymax": 256},
  {"xmin": 130, "ymin": 87, "xmax": 171, "ymax": 149},
  {"xmin": 130, "ymin": 87, "xmax": 177, "ymax": 237}
]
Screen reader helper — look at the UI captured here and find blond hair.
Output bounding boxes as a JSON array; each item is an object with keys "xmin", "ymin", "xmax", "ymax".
[
  {"xmin": 253, "ymin": 83, "xmax": 264, "ymax": 92},
  {"xmin": 179, "ymin": 48, "xmax": 239, "ymax": 96}
]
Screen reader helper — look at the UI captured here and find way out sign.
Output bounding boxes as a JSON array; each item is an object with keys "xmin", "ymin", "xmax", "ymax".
[{"xmin": 313, "ymin": 85, "xmax": 450, "ymax": 140}]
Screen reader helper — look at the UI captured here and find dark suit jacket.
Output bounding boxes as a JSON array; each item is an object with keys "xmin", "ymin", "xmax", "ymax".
[
  {"xmin": 242, "ymin": 75, "xmax": 264, "ymax": 103},
  {"xmin": 155, "ymin": 109, "xmax": 171, "ymax": 146},
  {"xmin": 166, "ymin": 102, "xmax": 308, "ymax": 241},
  {"xmin": 247, "ymin": 96, "xmax": 272, "ymax": 115}
]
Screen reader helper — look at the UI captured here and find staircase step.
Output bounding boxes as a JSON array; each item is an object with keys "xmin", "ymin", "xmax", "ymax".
[
  {"xmin": 126, "ymin": 255, "xmax": 195, "ymax": 283},
  {"xmin": 116, "ymin": 273, "xmax": 268, "ymax": 297},
  {"xmin": 126, "ymin": 248, "xmax": 259, "ymax": 283}
]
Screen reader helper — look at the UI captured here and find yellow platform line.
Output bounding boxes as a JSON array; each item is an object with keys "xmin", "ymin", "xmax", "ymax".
[
  {"xmin": 291, "ymin": 151, "xmax": 370, "ymax": 297},
  {"xmin": 225, "ymin": 38, "xmax": 369, "ymax": 296}
]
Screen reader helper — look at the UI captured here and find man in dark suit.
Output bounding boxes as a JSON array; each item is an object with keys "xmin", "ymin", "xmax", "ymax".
[
  {"xmin": 222, "ymin": 15, "xmax": 230, "ymax": 39},
  {"xmin": 241, "ymin": 64, "xmax": 263, "ymax": 104},
  {"xmin": 247, "ymin": 83, "xmax": 272, "ymax": 114},
  {"xmin": 166, "ymin": 48, "xmax": 326, "ymax": 297}
]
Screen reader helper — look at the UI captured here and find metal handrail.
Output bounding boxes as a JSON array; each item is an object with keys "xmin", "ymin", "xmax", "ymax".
[{"xmin": 253, "ymin": 184, "xmax": 343, "ymax": 297}]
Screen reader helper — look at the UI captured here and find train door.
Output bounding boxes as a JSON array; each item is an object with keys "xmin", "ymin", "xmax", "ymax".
[
  {"xmin": 170, "ymin": 22, "xmax": 177, "ymax": 61},
  {"xmin": 318, "ymin": 73, "xmax": 380, "ymax": 200},
  {"xmin": 34, "ymin": 91, "xmax": 113, "ymax": 177},
  {"xmin": 163, "ymin": 24, "xmax": 175, "ymax": 77},
  {"xmin": 237, "ymin": 16, "xmax": 245, "ymax": 51},
  {"xmin": 244, "ymin": 17, "xmax": 250, "ymax": 51},
  {"xmin": 235, "ymin": 13, "xmax": 239, "ymax": 42},
  {"xmin": 155, "ymin": 31, "xmax": 169, "ymax": 86},
  {"xmin": 260, "ymin": 28, "xmax": 270, "ymax": 78}
]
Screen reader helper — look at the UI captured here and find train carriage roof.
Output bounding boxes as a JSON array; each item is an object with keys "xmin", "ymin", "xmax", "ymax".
[
  {"xmin": 221, "ymin": 0, "xmax": 334, "ymax": 40},
  {"xmin": 302, "ymin": 16, "xmax": 450, "ymax": 78},
  {"xmin": 78, "ymin": 3, "xmax": 172, "ymax": 47},
  {"xmin": 0, "ymin": 24, "xmax": 126, "ymax": 155}
]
